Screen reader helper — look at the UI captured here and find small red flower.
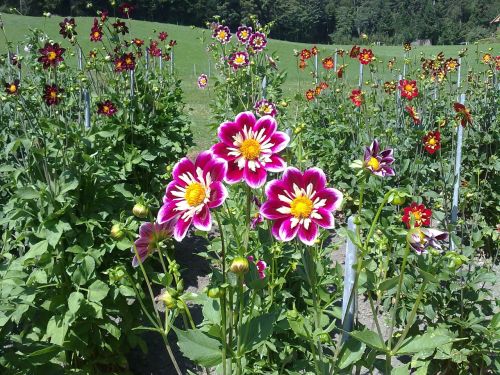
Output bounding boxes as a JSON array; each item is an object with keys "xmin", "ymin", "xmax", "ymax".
[
  {"xmin": 337, "ymin": 49, "xmax": 345, "ymax": 57},
  {"xmin": 305, "ymin": 89, "xmax": 315, "ymax": 101},
  {"xmin": 423, "ymin": 131, "xmax": 441, "ymax": 154},
  {"xmin": 299, "ymin": 60, "xmax": 307, "ymax": 70},
  {"xmin": 132, "ymin": 38, "xmax": 144, "ymax": 47},
  {"xmin": 322, "ymin": 56, "xmax": 334, "ymax": 70},
  {"xmin": 119, "ymin": 2, "xmax": 134, "ymax": 17},
  {"xmin": 90, "ymin": 18, "xmax": 103, "ymax": 42},
  {"xmin": 349, "ymin": 45, "xmax": 360, "ymax": 58},
  {"xmin": 113, "ymin": 20, "xmax": 129, "ymax": 35},
  {"xmin": 405, "ymin": 106, "xmax": 421, "ymax": 125},
  {"xmin": 99, "ymin": 10, "xmax": 109, "ymax": 22},
  {"xmin": 300, "ymin": 49, "xmax": 312, "ymax": 60},
  {"xmin": 319, "ymin": 82, "xmax": 329, "ymax": 90},
  {"xmin": 349, "ymin": 89, "xmax": 363, "ymax": 107},
  {"xmin": 59, "ymin": 17, "xmax": 77, "ymax": 39},
  {"xmin": 158, "ymin": 31, "xmax": 168, "ymax": 41},
  {"xmin": 148, "ymin": 40, "xmax": 162, "ymax": 57},
  {"xmin": 114, "ymin": 53, "xmax": 136, "ymax": 72},
  {"xmin": 311, "ymin": 46, "xmax": 318, "ymax": 55},
  {"xmin": 399, "ymin": 79, "xmax": 418, "ymax": 100},
  {"xmin": 453, "ymin": 103, "xmax": 472, "ymax": 127},
  {"xmin": 496, "ymin": 55, "xmax": 500, "ymax": 71},
  {"xmin": 43, "ymin": 84, "xmax": 63, "ymax": 106},
  {"xmin": 402, "ymin": 203, "xmax": 432, "ymax": 228},
  {"xmin": 359, "ymin": 48, "xmax": 374, "ymax": 65},
  {"xmin": 38, "ymin": 42, "xmax": 65, "ymax": 69},
  {"xmin": 97, "ymin": 100, "xmax": 117, "ymax": 116},
  {"xmin": 337, "ymin": 65, "xmax": 344, "ymax": 78},
  {"xmin": 5, "ymin": 79, "xmax": 19, "ymax": 95},
  {"xmin": 315, "ymin": 86, "xmax": 322, "ymax": 96},
  {"xmin": 168, "ymin": 40, "xmax": 177, "ymax": 47}
]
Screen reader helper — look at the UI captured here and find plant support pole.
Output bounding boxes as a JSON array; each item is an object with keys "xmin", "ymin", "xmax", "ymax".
[
  {"xmin": 450, "ymin": 93, "xmax": 466, "ymax": 250},
  {"xmin": 261, "ymin": 76, "xmax": 267, "ymax": 99},
  {"xmin": 341, "ymin": 216, "xmax": 358, "ymax": 342},
  {"xmin": 84, "ymin": 89, "xmax": 91, "ymax": 129}
]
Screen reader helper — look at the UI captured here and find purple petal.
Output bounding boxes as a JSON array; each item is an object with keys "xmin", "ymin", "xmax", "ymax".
[
  {"xmin": 194, "ymin": 151, "xmax": 214, "ymax": 171},
  {"xmin": 234, "ymin": 111, "xmax": 256, "ymax": 130},
  {"xmin": 311, "ymin": 208, "xmax": 335, "ymax": 229},
  {"xmin": 380, "ymin": 149, "xmax": 393, "ymax": 158},
  {"xmin": 265, "ymin": 155, "xmax": 287, "ymax": 172},
  {"xmin": 282, "ymin": 167, "xmax": 304, "ymax": 191},
  {"xmin": 271, "ymin": 218, "xmax": 286, "ymax": 240},
  {"xmin": 269, "ymin": 131, "xmax": 290, "ymax": 153},
  {"xmin": 303, "ymin": 167, "xmax": 327, "ymax": 193},
  {"xmin": 173, "ymin": 157, "xmax": 195, "ymax": 183},
  {"xmin": 138, "ymin": 222, "xmax": 154, "ymax": 237},
  {"xmin": 208, "ymin": 181, "xmax": 228, "ymax": 208},
  {"xmin": 253, "ymin": 115, "xmax": 277, "ymax": 139},
  {"xmin": 225, "ymin": 159, "xmax": 244, "ymax": 184},
  {"xmin": 212, "ymin": 142, "xmax": 237, "ymax": 161},
  {"xmin": 370, "ymin": 139, "xmax": 380, "ymax": 155},
  {"xmin": 217, "ymin": 121, "xmax": 242, "ymax": 146},
  {"xmin": 278, "ymin": 218, "xmax": 299, "ymax": 242},
  {"xmin": 243, "ymin": 163, "xmax": 267, "ymax": 189},
  {"xmin": 193, "ymin": 205, "xmax": 212, "ymax": 231},
  {"xmin": 157, "ymin": 201, "xmax": 178, "ymax": 224},
  {"xmin": 260, "ymin": 200, "xmax": 289, "ymax": 220},
  {"xmin": 315, "ymin": 188, "xmax": 343, "ymax": 211},
  {"xmin": 382, "ymin": 166, "xmax": 395, "ymax": 176},
  {"xmin": 174, "ymin": 217, "xmax": 192, "ymax": 242},
  {"xmin": 264, "ymin": 179, "xmax": 289, "ymax": 201},
  {"xmin": 297, "ymin": 223, "xmax": 319, "ymax": 246}
]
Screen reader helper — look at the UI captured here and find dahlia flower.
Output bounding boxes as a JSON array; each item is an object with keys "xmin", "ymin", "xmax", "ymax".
[
  {"xmin": 402, "ymin": 202, "xmax": 432, "ymax": 228},
  {"xmin": 409, "ymin": 228, "xmax": 448, "ymax": 254},
  {"xmin": 363, "ymin": 139, "xmax": 395, "ymax": 177},
  {"xmin": 132, "ymin": 221, "xmax": 175, "ymax": 267}
]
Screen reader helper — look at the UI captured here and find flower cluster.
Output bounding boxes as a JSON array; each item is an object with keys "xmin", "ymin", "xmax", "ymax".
[
  {"xmin": 114, "ymin": 53, "xmax": 136, "ymax": 72},
  {"xmin": 349, "ymin": 89, "xmax": 364, "ymax": 107}
]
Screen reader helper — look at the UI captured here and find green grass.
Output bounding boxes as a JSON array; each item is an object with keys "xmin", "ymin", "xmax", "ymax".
[{"xmin": 1, "ymin": 13, "xmax": 498, "ymax": 149}]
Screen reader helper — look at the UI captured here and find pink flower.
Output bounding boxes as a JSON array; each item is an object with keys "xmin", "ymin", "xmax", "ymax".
[
  {"xmin": 212, "ymin": 112, "xmax": 289, "ymax": 189},
  {"xmin": 260, "ymin": 167, "xmax": 343, "ymax": 246},
  {"xmin": 256, "ymin": 260, "xmax": 267, "ymax": 279},
  {"xmin": 132, "ymin": 221, "xmax": 175, "ymax": 267},
  {"xmin": 157, "ymin": 151, "xmax": 228, "ymax": 241},
  {"xmin": 228, "ymin": 51, "xmax": 249, "ymax": 70},
  {"xmin": 248, "ymin": 32, "xmax": 267, "ymax": 52},
  {"xmin": 236, "ymin": 25, "xmax": 252, "ymax": 44}
]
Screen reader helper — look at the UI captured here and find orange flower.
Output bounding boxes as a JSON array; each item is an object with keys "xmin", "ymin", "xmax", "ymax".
[
  {"xmin": 482, "ymin": 53, "xmax": 492, "ymax": 64},
  {"xmin": 405, "ymin": 106, "xmax": 421, "ymax": 125},
  {"xmin": 398, "ymin": 79, "xmax": 418, "ymax": 100},
  {"xmin": 423, "ymin": 131, "xmax": 441, "ymax": 154},
  {"xmin": 453, "ymin": 103, "xmax": 472, "ymax": 127},
  {"xmin": 305, "ymin": 89, "xmax": 315, "ymax": 101},
  {"xmin": 445, "ymin": 58, "xmax": 459, "ymax": 72},
  {"xmin": 322, "ymin": 56, "xmax": 334, "ymax": 70},
  {"xmin": 359, "ymin": 48, "xmax": 374, "ymax": 65},
  {"xmin": 315, "ymin": 86, "xmax": 322, "ymax": 96},
  {"xmin": 299, "ymin": 60, "xmax": 307, "ymax": 70},
  {"xmin": 319, "ymin": 82, "xmax": 329, "ymax": 90},
  {"xmin": 349, "ymin": 89, "xmax": 363, "ymax": 107},
  {"xmin": 336, "ymin": 65, "xmax": 344, "ymax": 78},
  {"xmin": 300, "ymin": 49, "xmax": 312, "ymax": 60}
]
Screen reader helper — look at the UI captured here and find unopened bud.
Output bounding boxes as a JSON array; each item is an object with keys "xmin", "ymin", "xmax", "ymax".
[
  {"xmin": 110, "ymin": 223, "xmax": 125, "ymax": 240},
  {"xmin": 230, "ymin": 256, "xmax": 249, "ymax": 274},
  {"xmin": 132, "ymin": 203, "xmax": 149, "ymax": 218}
]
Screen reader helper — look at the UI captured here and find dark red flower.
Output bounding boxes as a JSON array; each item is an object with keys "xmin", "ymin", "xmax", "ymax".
[
  {"xmin": 5, "ymin": 79, "xmax": 19, "ymax": 95},
  {"xmin": 305, "ymin": 89, "xmax": 315, "ymax": 101},
  {"xmin": 97, "ymin": 100, "xmax": 117, "ymax": 116},
  {"xmin": 311, "ymin": 46, "xmax": 318, "ymax": 55},
  {"xmin": 398, "ymin": 79, "xmax": 418, "ymax": 100},
  {"xmin": 90, "ymin": 18, "xmax": 103, "ymax": 42},
  {"xmin": 113, "ymin": 20, "xmax": 129, "ymax": 35},
  {"xmin": 89, "ymin": 50, "xmax": 97, "ymax": 59},
  {"xmin": 322, "ymin": 56, "xmax": 334, "ymax": 70},
  {"xmin": 168, "ymin": 40, "xmax": 177, "ymax": 47},
  {"xmin": 119, "ymin": 3, "xmax": 134, "ymax": 17},
  {"xmin": 158, "ymin": 31, "xmax": 168, "ymax": 41},
  {"xmin": 99, "ymin": 10, "xmax": 109, "ymax": 22},
  {"xmin": 402, "ymin": 203, "xmax": 432, "ymax": 228},
  {"xmin": 384, "ymin": 81, "xmax": 396, "ymax": 94},
  {"xmin": 403, "ymin": 42, "xmax": 412, "ymax": 51},
  {"xmin": 337, "ymin": 49, "xmax": 345, "ymax": 57},
  {"xmin": 300, "ymin": 49, "xmax": 312, "ymax": 60},
  {"xmin": 405, "ymin": 106, "xmax": 421, "ymax": 125},
  {"xmin": 337, "ymin": 65, "xmax": 344, "ymax": 78},
  {"xmin": 10, "ymin": 54, "xmax": 21, "ymax": 68},
  {"xmin": 359, "ymin": 48, "xmax": 374, "ymax": 65},
  {"xmin": 453, "ymin": 103, "xmax": 472, "ymax": 127},
  {"xmin": 132, "ymin": 38, "xmax": 144, "ymax": 47},
  {"xmin": 148, "ymin": 40, "xmax": 162, "ymax": 57},
  {"xmin": 43, "ymin": 84, "xmax": 63, "ymax": 106},
  {"xmin": 349, "ymin": 45, "xmax": 360, "ymax": 58},
  {"xmin": 423, "ymin": 131, "xmax": 441, "ymax": 154},
  {"xmin": 59, "ymin": 17, "xmax": 77, "ymax": 39},
  {"xmin": 38, "ymin": 43, "xmax": 65, "ymax": 69},
  {"xmin": 349, "ymin": 89, "xmax": 363, "ymax": 107}
]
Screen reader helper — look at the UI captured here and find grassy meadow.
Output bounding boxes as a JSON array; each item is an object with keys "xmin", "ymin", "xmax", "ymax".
[{"xmin": 1, "ymin": 13, "xmax": 498, "ymax": 149}]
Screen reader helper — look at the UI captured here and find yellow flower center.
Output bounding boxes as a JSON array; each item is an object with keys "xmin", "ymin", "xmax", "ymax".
[
  {"xmin": 103, "ymin": 105, "xmax": 110, "ymax": 113},
  {"xmin": 235, "ymin": 55, "xmax": 245, "ymax": 64},
  {"xmin": 9, "ymin": 84, "xmax": 17, "ymax": 93},
  {"xmin": 240, "ymin": 139, "xmax": 261, "ymax": 160},
  {"xmin": 404, "ymin": 84, "xmax": 413, "ymax": 93},
  {"xmin": 47, "ymin": 51, "xmax": 57, "ymax": 61},
  {"xmin": 218, "ymin": 31, "xmax": 226, "ymax": 40},
  {"xmin": 412, "ymin": 211, "xmax": 422, "ymax": 221},
  {"xmin": 50, "ymin": 90, "xmax": 57, "ymax": 99},
  {"xmin": 428, "ymin": 137, "xmax": 437, "ymax": 145},
  {"xmin": 290, "ymin": 195, "xmax": 313, "ymax": 218},
  {"xmin": 241, "ymin": 31, "xmax": 248, "ymax": 38},
  {"xmin": 94, "ymin": 31, "xmax": 100, "ymax": 38},
  {"xmin": 185, "ymin": 182, "xmax": 206, "ymax": 207},
  {"xmin": 366, "ymin": 156, "xmax": 380, "ymax": 171},
  {"xmin": 125, "ymin": 58, "xmax": 132, "ymax": 64}
]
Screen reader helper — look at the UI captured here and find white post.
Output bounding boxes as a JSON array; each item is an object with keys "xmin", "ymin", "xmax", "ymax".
[
  {"xmin": 457, "ymin": 57, "xmax": 462, "ymax": 89},
  {"xmin": 77, "ymin": 46, "xmax": 83, "ymax": 71},
  {"xmin": 334, "ymin": 49, "xmax": 338, "ymax": 71},
  {"xmin": 130, "ymin": 69, "xmax": 135, "ymax": 97},
  {"xmin": 261, "ymin": 76, "xmax": 267, "ymax": 99},
  {"xmin": 342, "ymin": 216, "xmax": 358, "ymax": 342},
  {"xmin": 358, "ymin": 62, "xmax": 363, "ymax": 88},
  {"xmin": 145, "ymin": 52, "xmax": 150, "ymax": 71},
  {"xmin": 314, "ymin": 53, "xmax": 318, "ymax": 85},
  {"xmin": 170, "ymin": 50, "xmax": 174, "ymax": 75},
  {"xmin": 84, "ymin": 90, "xmax": 91, "ymax": 129},
  {"xmin": 450, "ymin": 93, "xmax": 466, "ymax": 250}
]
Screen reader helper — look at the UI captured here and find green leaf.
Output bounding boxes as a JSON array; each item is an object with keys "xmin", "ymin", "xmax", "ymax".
[
  {"xmin": 395, "ymin": 330, "xmax": 454, "ymax": 355},
  {"xmin": 350, "ymin": 329, "xmax": 386, "ymax": 352},
  {"xmin": 338, "ymin": 336, "xmax": 366, "ymax": 369},
  {"xmin": 45, "ymin": 312, "xmax": 72, "ymax": 346},
  {"xmin": 16, "ymin": 187, "xmax": 39, "ymax": 200},
  {"xmin": 174, "ymin": 328, "xmax": 222, "ymax": 367},
  {"xmin": 378, "ymin": 276, "xmax": 399, "ymax": 292},
  {"xmin": 23, "ymin": 240, "xmax": 49, "ymax": 261},
  {"xmin": 88, "ymin": 280, "xmax": 110, "ymax": 302},
  {"xmin": 68, "ymin": 291, "xmax": 84, "ymax": 314},
  {"xmin": 240, "ymin": 313, "xmax": 276, "ymax": 353},
  {"xmin": 417, "ymin": 268, "xmax": 438, "ymax": 283}
]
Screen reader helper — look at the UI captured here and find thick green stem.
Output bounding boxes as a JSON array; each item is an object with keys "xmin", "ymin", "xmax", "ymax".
[{"xmin": 236, "ymin": 275, "xmax": 245, "ymax": 375}]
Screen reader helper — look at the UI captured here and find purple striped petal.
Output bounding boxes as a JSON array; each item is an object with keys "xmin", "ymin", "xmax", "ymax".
[
  {"xmin": 260, "ymin": 200, "xmax": 288, "ymax": 220},
  {"xmin": 157, "ymin": 201, "xmax": 178, "ymax": 224},
  {"xmin": 234, "ymin": 111, "xmax": 256, "ymax": 130},
  {"xmin": 208, "ymin": 181, "xmax": 228, "ymax": 208},
  {"xmin": 298, "ymin": 223, "xmax": 319, "ymax": 246},
  {"xmin": 271, "ymin": 218, "xmax": 286, "ymax": 240},
  {"xmin": 281, "ymin": 167, "xmax": 303, "ymax": 190},
  {"xmin": 265, "ymin": 154, "xmax": 286, "ymax": 172},
  {"xmin": 265, "ymin": 179, "xmax": 289, "ymax": 201},
  {"xmin": 138, "ymin": 222, "xmax": 154, "ymax": 237},
  {"xmin": 225, "ymin": 159, "xmax": 244, "ymax": 184},
  {"xmin": 174, "ymin": 216, "xmax": 192, "ymax": 242},
  {"xmin": 173, "ymin": 157, "xmax": 195, "ymax": 183},
  {"xmin": 278, "ymin": 218, "xmax": 299, "ymax": 242},
  {"xmin": 212, "ymin": 142, "xmax": 237, "ymax": 161},
  {"xmin": 311, "ymin": 208, "xmax": 335, "ymax": 229},
  {"xmin": 315, "ymin": 188, "xmax": 343, "ymax": 211},
  {"xmin": 303, "ymin": 167, "xmax": 327, "ymax": 192},
  {"xmin": 269, "ymin": 131, "xmax": 290, "ymax": 153},
  {"xmin": 193, "ymin": 205, "xmax": 212, "ymax": 231},
  {"xmin": 243, "ymin": 163, "xmax": 267, "ymax": 189},
  {"xmin": 253, "ymin": 115, "xmax": 277, "ymax": 139},
  {"xmin": 217, "ymin": 121, "xmax": 242, "ymax": 146}
]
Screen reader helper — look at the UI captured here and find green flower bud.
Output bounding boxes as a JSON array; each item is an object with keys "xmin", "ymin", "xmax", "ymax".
[
  {"xmin": 132, "ymin": 203, "xmax": 149, "ymax": 218},
  {"xmin": 230, "ymin": 256, "xmax": 249, "ymax": 274},
  {"xmin": 110, "ymin": 223, "xmax": 125, "ymax": 240},
  {"xmin": 207, "ymin": 287, "xmax": 221, "ymax": 299}
]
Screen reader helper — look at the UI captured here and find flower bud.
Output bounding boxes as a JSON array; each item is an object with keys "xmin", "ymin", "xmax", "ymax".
[
  {"xmin": 230, "ymin": 256, "xmax": 249, "ymax": 274},
  {"xmin": 207, "ymin": 287, "xmax": 222, "ymax": 299},
  {"xmin": 132, "ymin": 203, "xmax": 149, "ymax": 218},
  {"xmin": 157, "ymin": 289, "xmax": 176, "ymax": 309},
  {"xmin": 110, "ymin": 223, "xmax": 125, "ymax": 240},
  {"xmin": 391, "ymin": 193, "xmax": 406, "ymax": 206}
]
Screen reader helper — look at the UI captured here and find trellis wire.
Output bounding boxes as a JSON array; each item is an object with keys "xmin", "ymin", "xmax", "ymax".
[{"xmin": 341, "ymin": 216, "xmax": 358, "ymax": 342}]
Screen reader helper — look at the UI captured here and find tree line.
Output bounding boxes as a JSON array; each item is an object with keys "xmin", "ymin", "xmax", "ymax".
[{"xmin": 3, "ymin": 0, "xmax": 499, "ymax": 44}]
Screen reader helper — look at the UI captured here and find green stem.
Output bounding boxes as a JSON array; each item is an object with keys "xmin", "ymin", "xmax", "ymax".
[
  {"xmin": 220, "ymin": 291, "xmax": 228, "ymax": 375},
  {"xmin": 236, "ymin": 275, "xmax": 245, "ymax": 375}
]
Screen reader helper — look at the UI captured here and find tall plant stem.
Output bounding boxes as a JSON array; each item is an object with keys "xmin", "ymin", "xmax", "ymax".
[
  {"xmin": 214, "ymin": 210, "xmax": 227, "ymax": 374},
  {"xmin": 236, "ymin": 275, "xmax": 245, "ymax": 375}
]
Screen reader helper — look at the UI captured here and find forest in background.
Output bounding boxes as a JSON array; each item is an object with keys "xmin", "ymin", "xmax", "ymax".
[{"xmin": 2, "ymin": 0, "xmax": 499, "ymax": 44}]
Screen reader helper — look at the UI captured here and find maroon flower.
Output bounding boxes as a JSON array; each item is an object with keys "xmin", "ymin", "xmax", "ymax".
[
  {"xmin": 148, "ymin": 41, "xmax": 162, "ymax": 57},
  {"xmin": 168, "ymin": 40, "xmax": 177, "ymax": 47},
  {"xmin": 119, "ymin": 2, "xmax": 134, "ymax": 17},
  {"xmin": 158, "ymin": 31, "xmax": 168, "ymax": 41},
  {"xmin": 97, "ymin": 100, "xmax": 117, "ymax": 116},
  {"xmin": 114, "ymin": 53, "xmax": 136, "ymax": 72},
  {"xmin": 132, "ymin": 38, "xmax": 144, "ymax": 47},
  {"xmin": 113, "ymin": 20, "xmax": 129, "ymax": 35},
  {"xmin": 38, "ymin": 43, "xmax": 65, "ymax": 69},
  {"xmin": 43, "ymin": 84, "xmax": 63, "ymax": 106},
  {"xmin": 90, "ymin": 18, "xmax": 103, "ymax": 42},
  {"xmin": 5, "ymin": 80, "xmax": 20, "ymax": 95},
  {"xmin": 99, "ymin": 10, "xmax": 109, "ymax": 22},
  {"xmin": 59, "ymin": 17, "xmax": 77, "ymax": 39}
]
